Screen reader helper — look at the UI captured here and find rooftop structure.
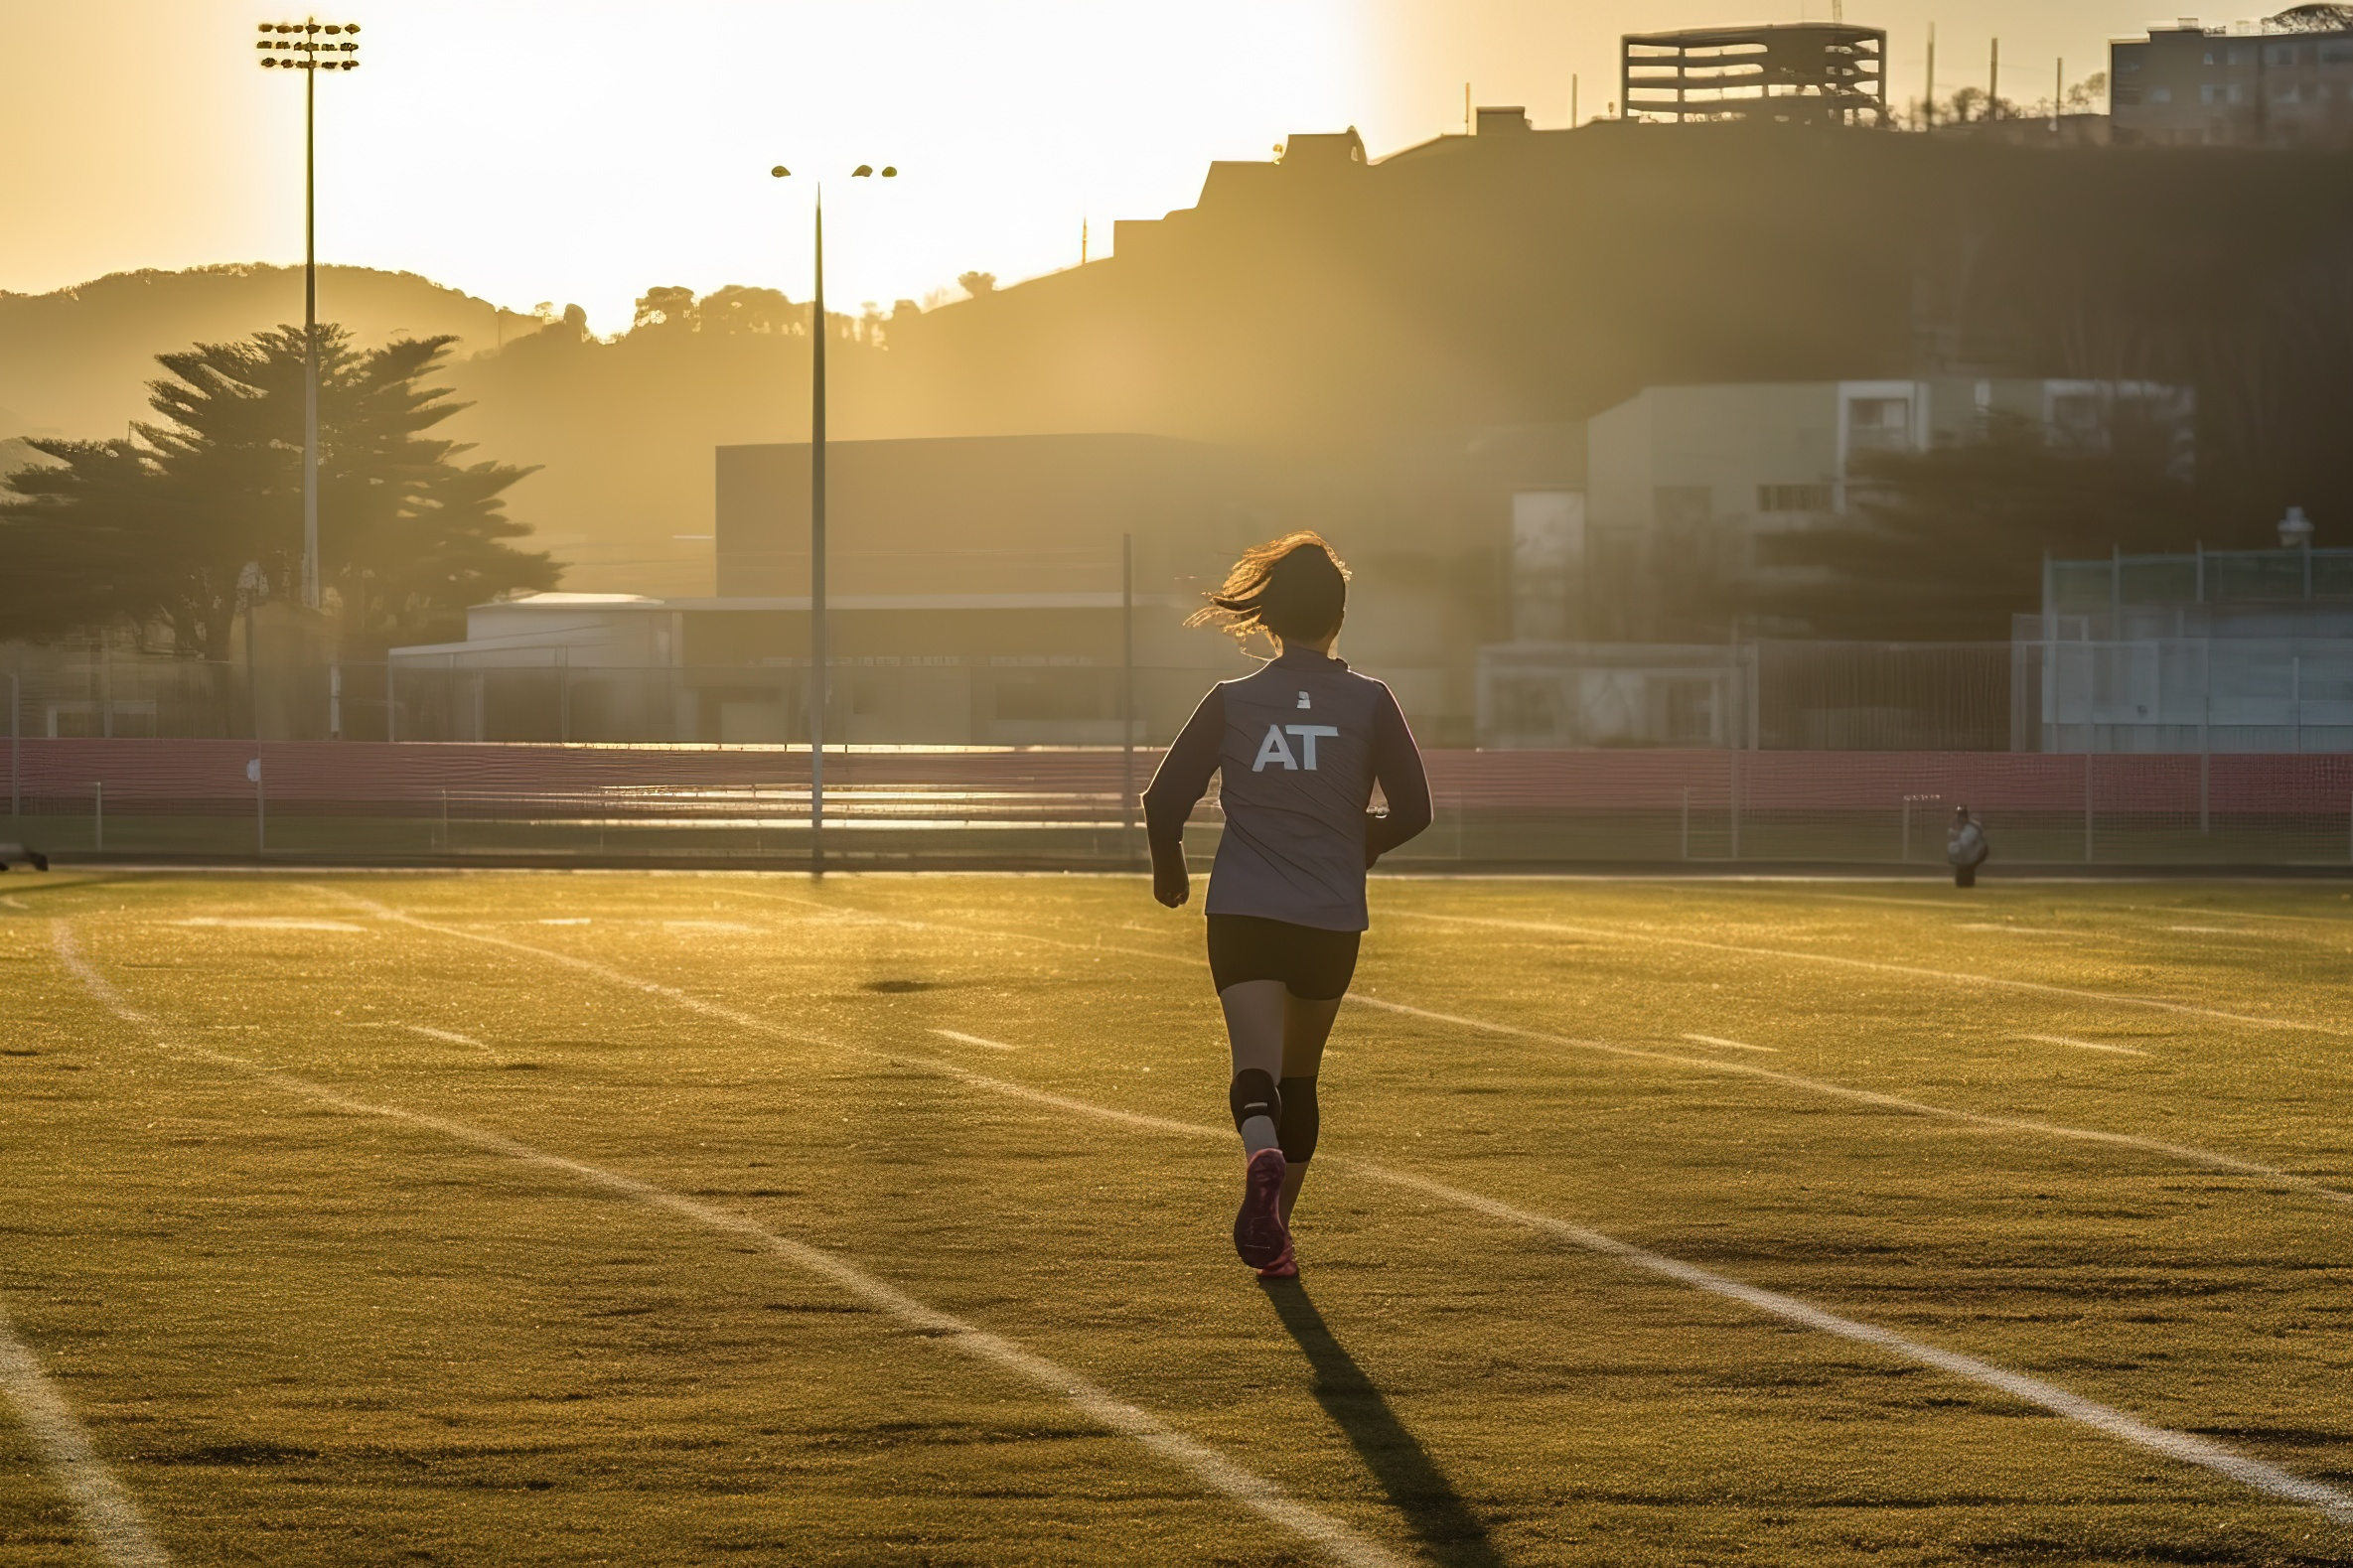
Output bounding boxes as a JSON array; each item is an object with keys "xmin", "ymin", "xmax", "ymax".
[
  {"xmin": 1622, "ymin": 24, "xmax": 1887, "ymax": 126},
  {"xmin": 2112, "ymin": 6, "xmax": 2353, "ymax": 147}
]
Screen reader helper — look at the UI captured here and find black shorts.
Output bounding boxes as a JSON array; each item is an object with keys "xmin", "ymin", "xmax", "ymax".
[{"xmin": 1206, "ymin": 914, "xmax": 1361, "ymax": 1001}]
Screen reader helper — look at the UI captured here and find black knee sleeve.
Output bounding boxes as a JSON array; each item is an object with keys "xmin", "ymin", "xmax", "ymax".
[
  {"xmin": 1276, "ymin": 1075, "xmax": 1319, "ymax": 1163},
  {"xmin": 1229, "ymin": 1069, "xmax": 1282, "ymax": 1134}
]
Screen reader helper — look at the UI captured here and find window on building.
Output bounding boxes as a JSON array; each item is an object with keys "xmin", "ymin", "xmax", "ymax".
[
  {"xmin": 1653, "ymin": 486, "xmax": 1713, "ymax": 528},
  {"xmin": 2265, "ymin": 43, "xmax": 2294, "ymax": 66},
  {"xmin": 2229, "ymin": 43, "xmax": 2256, "ymax": 65},
  {"xmin": 2200, "ymin": 81, "xmax": 2246, "ymax": 103},
  {"xmin": 2149, "ymin": 85, "xmax": 2173, "ymax": 102},
  {"xmin": 2322, "ymin": 42, "xmax": 2353, "ymax": 64},
  {"xmin": 1757, "ymin": 484, "xmax": 1835, "ymax": 512},
  {"xmin": 1845, "ymin": 396, "xmax": 1913, "ymax": 453},
  {"xmin": 2273, "ymin": 80, "xmax": 2301, "ymax": 101},
  {"xmin": 2049, "ymin": 393, "xmax": 2105, "ymax": 444}
]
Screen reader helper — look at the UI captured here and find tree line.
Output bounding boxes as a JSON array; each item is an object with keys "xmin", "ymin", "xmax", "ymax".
[{"xmin": 0, "ymin": 327, "xmax": 555, "ymax": 656}]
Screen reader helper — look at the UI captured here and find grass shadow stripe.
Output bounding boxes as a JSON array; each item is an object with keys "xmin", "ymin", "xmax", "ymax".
[
  {"xmin": 1344, "ymin": 1159, "xmax": 2353, "ymax": 1528},
  {"xmin": 50, "ymin": 922, "xmax": 1410, "ymax": 1568},
  {"xmin": 1349, "ymin": 995, "xmax": 2353, "ymax": 1207},
  {"xmin": 0, "ymin": 1305, "xmax": 171, "ymax": 1567},
  {"xmin": 277, "ymin": 902, "xmax": 2353, "ymax": 1531},
  {"xmin": 1389, "ymin": 910, "xmax": 2345, "ymax": 1036}
]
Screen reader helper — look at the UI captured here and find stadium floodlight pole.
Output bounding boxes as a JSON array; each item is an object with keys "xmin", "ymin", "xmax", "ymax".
[
  {"xmin": 770, "ymin": 161, "xmax": 897, "ymax": 872},
  {"xmin": 257, "ymin": 17, "xmax": 362, "ymax": 613}
]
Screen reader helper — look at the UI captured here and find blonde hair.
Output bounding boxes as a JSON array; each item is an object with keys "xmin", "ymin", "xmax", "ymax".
[{"xmin": 1184, "ymin": 531, "xmax": 1350, "ymax": 645}]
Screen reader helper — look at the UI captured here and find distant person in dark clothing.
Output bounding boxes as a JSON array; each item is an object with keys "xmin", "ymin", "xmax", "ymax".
[
  {"xmin": 1948, "ymin": 805, "xmax": 1988, "ymax": 888},
  {"xmin": 1141, "ymin": 532, "xmax": 1431, "ymax": 1280}
]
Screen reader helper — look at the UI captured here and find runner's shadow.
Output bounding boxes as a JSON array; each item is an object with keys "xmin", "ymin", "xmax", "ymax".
[{"xmin": 1258, "ymin": 1277, "xmax": 1505, "ymax": 1568}]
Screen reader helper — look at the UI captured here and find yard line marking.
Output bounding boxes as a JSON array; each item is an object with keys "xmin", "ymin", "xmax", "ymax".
[
  {"xmin": 1389, "ymin": 910, "xmax": 2346, "ymax": 1036},
  {"xmin": 1339, "ymin": 1160, "xmax": 2353, "ymax": 1527},
  {"xmin": 412, "ymin": 890, "xmax": 2353, "ymax": 1209},
  {"xmin": 0, "ymin": 1302, "xmax": 170, "ymax": 1568},
  {"xmin": 51, "ymin": 926, "xmax": 1406, "ymax": 1568},
  {"xmin": 934, "ymin": 1029, "xmax": 1019, "ymax": 1052},
  {"xmin": 2168, "ymin": 926, "xmax": 2254, "ymax": 936},
  {"xmin": 404, "ymin": 1025, "xmax": 488, "ymax": 1050},
  {"xmin": 2022, "ymin": 1034, "xmax": 2149, "ymax": 1058},
  {"xmin": 1351, "ymin": 994, "xmax": 2349, "ymax": 1204},
  {"xmin": 271, "ymin": 908, "xmax": 2353, "ymax": 1527},
  {"xmin": 1680, "ymin": 1034, "xmax": 1779, "ymax": 1054},
  {"xmin": 170, "ymin": 918, "xmax": 364, "ymax": 932},
  {"xmin": 1, "ymin": 895, "xmax": 30, "ymax": 911}
]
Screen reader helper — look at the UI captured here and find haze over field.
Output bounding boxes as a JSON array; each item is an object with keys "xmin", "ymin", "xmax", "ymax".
[{"xmin": 5, "ymin": 0, "xmax": 2159, "ymax": 332}]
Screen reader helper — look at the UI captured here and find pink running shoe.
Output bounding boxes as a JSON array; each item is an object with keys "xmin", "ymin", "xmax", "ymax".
[
  {"xmin": 1255, "ymin": 1240, "xmax": 1298, "ymax": 1280},
  {"xmin": 1233, "ymin": 1148, "xmax": 1289, "ymax": 1268}
]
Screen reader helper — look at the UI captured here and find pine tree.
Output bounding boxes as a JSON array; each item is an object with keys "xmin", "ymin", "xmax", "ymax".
[{"xmin": 0, "ymin": 325, "xmax": 558, "ymax": 653}]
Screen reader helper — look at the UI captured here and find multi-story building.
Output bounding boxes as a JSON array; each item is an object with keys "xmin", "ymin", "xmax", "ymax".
[
  {"xmin": 1579, "ymin": 377, "xmax": 2194, "ymax": 639},
  {"xmin": 2112, "ymin": 8, "xmax": 2353, "ymax": 147}
]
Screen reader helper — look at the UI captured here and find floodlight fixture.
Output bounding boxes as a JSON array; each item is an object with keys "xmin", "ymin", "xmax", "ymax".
[{"xmin": 254, "ymin": 17, "xmax": 363, "ymax": 611}]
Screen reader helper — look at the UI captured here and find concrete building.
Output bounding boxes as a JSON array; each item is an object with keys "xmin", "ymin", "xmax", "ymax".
[
  {"xmin": 2026, "ymin": 531, "xmax": 2353, "ymax": 752},
  {"xmin": 1622, "ymin": 23, "xmax": 1888, "ymax": 127},
  {"xmin": 2112, "ymin": 8, "xmax": 2353, "ymax": 147},
  {"xmin": 388, "ymin": 427, "xmax": 1590, "ymax": 746},
  {"xmin": 1580, "ymin": 377, "xmax": 2194, "ymax": 638}
]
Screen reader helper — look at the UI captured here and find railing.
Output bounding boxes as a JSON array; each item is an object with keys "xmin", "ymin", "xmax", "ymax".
[{"xmin": 11, "ymin": 740, "xmax": 2353, "ymax": 868}]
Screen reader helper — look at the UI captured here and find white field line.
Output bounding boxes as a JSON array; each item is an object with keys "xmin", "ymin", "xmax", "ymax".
[
  {"xmin": 1681, "ymin": 1034, "xmax": 1779, "ymax": 1054},
  {"xmin": 404, "ymin": 1025, "xmax": 488, "ymax": 1051},
  {"xmin": 1, "ymin": 895, "xmax": 31, "ymax": 911},
  {"xmin": 1351, "ymin": 994, "xmax": 2351, "ymax": 1205},
  {"xmin": 481, "ymin": 888, "xmax": 2353, "ymax": 1208},
  {"xmin": 1389, "ymin": 910, "xmax": 2346, "ymax": 1036},
  {"xmin": 295, "ymin": 903, "xmax": 2353, "ymax": 1527},
  {"xmin": 2023, "ymin": 1034, "xmax": 2149, "ymax": 1058},
  {"xmin": 934, "ymin": 1029, "xmax": 1019, "ymax": 1052},
  {"xmin": 0, "ymin": 1304, "xmax": 170, "ymax": 1568},
  {"xmin": 1343, "ymin": 1159, "xmax": 2353, "ymax": 1526},
  {"xmin": 49, "ymin": 924, "xmax": 1404, "ymax": 1568}
]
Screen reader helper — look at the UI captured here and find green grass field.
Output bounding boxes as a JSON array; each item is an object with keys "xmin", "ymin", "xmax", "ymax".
[{"xmin": 5, "ymin": 870, "xmax": 2352, "ymax": 1567}]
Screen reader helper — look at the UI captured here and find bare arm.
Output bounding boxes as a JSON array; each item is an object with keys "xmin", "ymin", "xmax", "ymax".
[{"xmin": 1139, "ymin": 686, "xmax": 1225, "ymax": 907}]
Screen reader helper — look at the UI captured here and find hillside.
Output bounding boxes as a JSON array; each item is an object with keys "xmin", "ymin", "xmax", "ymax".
[
  {"xmin": 9, "ymin": 123, "xmax": 2353, "ymax": 601},
  {"xmin": 0, "ymin": 263, "xmax": 539, "ymax": 440}
]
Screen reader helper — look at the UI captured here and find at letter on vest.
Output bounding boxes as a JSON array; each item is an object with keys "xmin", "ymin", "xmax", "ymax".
[{"xmin": 1252, "ymin": 725, "xmax": 1299, "ymax": 772}]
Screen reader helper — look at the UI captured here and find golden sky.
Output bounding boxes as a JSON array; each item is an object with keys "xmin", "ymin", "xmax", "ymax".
[{"xmin": 4, "ymin": 0, "xmax": 2175, "ymax": 334}]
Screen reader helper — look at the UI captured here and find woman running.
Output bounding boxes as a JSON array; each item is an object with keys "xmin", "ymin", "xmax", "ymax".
[{"xmin": 1141, "ymin": 532, "xmax": 1431, "ymax": 1279}]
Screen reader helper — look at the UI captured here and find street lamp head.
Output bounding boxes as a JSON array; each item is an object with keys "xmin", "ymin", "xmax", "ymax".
[
  {"xmin": 772, "ymin": 166, "xmax": 791, "ymax": 178},
  {"xmin": 852, "ymin": 165, "xmax": 873, "ymax": 178},
  {"xmin": 881, "ymin": 166, "xmax": 898, "ymax": 178}
]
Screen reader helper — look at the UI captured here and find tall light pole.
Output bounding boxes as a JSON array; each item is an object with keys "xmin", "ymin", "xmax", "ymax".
[
  {"xmin": 770, "ymin": 161, "xmax": 896, "ymax": 873},
  {"xmin": 257, "ymin": 17, "xmax": 361, "ymax": 612}
]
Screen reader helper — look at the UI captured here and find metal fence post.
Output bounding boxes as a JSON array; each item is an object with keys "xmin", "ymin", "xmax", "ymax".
[
  {"xmin": 93, "ymin": 781, "xmax": 103, "ymax": 852},
  {"xmin": 1120, "ymin": 532, "xmax": 1137, "ymax": 863},
  {"xmin": 330, "ymin": 662, "xmax": 342, "ymax": 740},
  {"xmin": 2083, "ymin": 753, "xmax": 2094, "ymax": 863},
  {"xmin": 1681, "ymin": 787, "xmax": 1691, "ymax": 861},
  {"xmin": 1728, "ymin": 751, "xmax": 1741, "ymax": 861},
  {"xmin": 385, "ymin": 662, "xmax": 396, "ymax": 744}
]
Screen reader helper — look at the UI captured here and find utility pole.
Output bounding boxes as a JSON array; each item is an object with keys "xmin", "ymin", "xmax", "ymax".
[
  {"xmin": 1988, "ymin": 37, "xmax": 2000, "ymax": 119},
  {"xmin": 772, "ymin": 162, "xmax": 898, "ymax": 874},
  {"xmin": 1570, "ymin": 74, "xmax": 1579, "ymax": 127},
  {"xmin": 257, "ymin": 17, "xmax": 360, "ymax": 612},
  {"xmin": 1925, "ymin": 23, "xmax": 1937, "ymax": 127}
]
